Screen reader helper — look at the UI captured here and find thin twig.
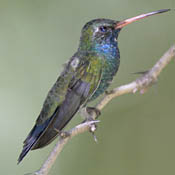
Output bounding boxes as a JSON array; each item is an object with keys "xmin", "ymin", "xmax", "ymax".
[{"xmin": 32, "ymin": 45, "xmax": 175, "ymax": 175}]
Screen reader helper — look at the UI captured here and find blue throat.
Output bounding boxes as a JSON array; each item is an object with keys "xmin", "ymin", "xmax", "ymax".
[{"xmin": 95, "ymin": 38, "xmax": 120, "ymax": 60}]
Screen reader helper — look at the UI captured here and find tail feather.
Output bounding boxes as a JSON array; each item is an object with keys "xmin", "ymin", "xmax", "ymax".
[
  {"xmin": 18, "ymin": 118, "xmax": 51, "ymax": 164},
  {"xmin": 18, "ymin": 134, "xmax": 37, "ymax": 164}
]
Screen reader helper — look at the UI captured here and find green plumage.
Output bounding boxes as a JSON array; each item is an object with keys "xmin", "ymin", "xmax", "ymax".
[
  {"xmin": 18, "ymin": 18, "xmax": 121, "ymax": 163},
  {"xmin": 18, "ymin": 8, "xmax": 170, "ymax": 164},
  {"xmin": 37, "ymin": 52, "xmax": 103, "ymax": 125}
]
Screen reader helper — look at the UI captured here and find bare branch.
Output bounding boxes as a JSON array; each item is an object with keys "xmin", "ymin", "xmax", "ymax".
[{"xmin": 33, "ymin": 45, "xmax": 175, "ymax": 175}]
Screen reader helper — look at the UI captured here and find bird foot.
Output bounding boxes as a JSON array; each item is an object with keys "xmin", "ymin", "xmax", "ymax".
[
  {"xmin": 82, "ymin": 114, "xmax": 98, "ymax": 143},
  {"xmin": 86, "ymin": 107, "xmax": 101, "ymax": 118},
  {"xmin": 80, "ymin": 107, "xmax": 100, "ymax": 143},
  {"xmin": 60, "ymin": 131, "xmax": 70, "ymax": 138},
  {"xmin": 54, "ymin": 128, "xmax": 70, "ymax": 138},
  {"xmin": 89, "ymin": 124, "xmax": 98, "ymax": 143},
  {"xmin": 105, "ymin": 90, "xmax": 114, "ymax": 95}
]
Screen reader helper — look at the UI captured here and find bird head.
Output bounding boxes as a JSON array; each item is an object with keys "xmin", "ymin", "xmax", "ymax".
[{"xmin": 78, "ymin": 9, "xmax": 170, "ymax": 52}]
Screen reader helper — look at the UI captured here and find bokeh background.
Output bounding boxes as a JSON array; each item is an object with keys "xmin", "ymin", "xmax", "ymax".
[{"xmin": 0, "ymin": 0, "xmax": 175, "ymax": 175}]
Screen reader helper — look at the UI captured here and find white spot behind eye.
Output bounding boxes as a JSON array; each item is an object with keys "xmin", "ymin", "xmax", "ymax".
[
  {"xmin": 71, "ymin": 57, "xmax": 80, "ymax": 70},
  {"xmin": 93, "ymin": 27, "xmax": 99, "ymax": 36}
]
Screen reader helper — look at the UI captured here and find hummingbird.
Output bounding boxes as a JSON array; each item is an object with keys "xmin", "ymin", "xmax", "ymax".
[{"xmin": 18, "ymin": 9, "xmax": 170, "ymax": 163}]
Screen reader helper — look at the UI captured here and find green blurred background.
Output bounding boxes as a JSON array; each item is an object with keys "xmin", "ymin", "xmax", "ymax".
[{"xmin": 0, "ymin": 0, "xmax": 175, "ymax": 175}]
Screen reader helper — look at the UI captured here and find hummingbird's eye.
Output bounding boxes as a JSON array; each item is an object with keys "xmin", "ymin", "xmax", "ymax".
[{"xmin": 99, "ymin": 26, "xmax": 108, "ymax": 33}]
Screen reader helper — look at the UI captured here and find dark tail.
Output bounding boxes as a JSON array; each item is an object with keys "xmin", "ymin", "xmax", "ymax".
[{"xmin": 18, "ymin": 118, "xmax": 51, "ymax": 164}]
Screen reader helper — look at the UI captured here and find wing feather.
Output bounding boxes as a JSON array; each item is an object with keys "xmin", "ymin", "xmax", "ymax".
[{"xmin": 18, "ymin": 52, "xmax": 104, "ymax": 163}]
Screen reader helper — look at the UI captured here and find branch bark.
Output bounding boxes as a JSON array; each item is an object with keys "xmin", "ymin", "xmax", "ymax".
[{"xmin": 32, "ymin": 45, "xmax": 175, "ymax": 175}]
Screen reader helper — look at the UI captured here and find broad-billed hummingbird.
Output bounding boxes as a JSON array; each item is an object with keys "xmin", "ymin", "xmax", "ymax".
[{"xmin": 18, "ymin": 9, "xmax": 170, "ymax": 163}]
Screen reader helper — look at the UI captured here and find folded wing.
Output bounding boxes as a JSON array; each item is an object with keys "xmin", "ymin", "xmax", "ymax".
[{"xmin": 18, "ymin": 52, "xmax": 103, "ymax": 163}]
